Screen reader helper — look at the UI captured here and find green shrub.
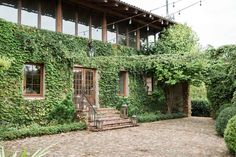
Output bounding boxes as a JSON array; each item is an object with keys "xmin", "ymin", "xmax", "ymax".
[
  {"xmin": 224, "ymin": 115, "xmax": 236, "ymax": 154},
  {"xmin": 137, "ymin": 112, "xmax": 185, "ymax": 123},
  {"xmin": 48, "ymin": 95, "xmax": 76, "ymax": 124},
  {"xmin": 215, "ymin": 107, "xmax": 236, "ymax": 136},
  {"xmin": 191, "ymin": 99, "xmax": 210, "ymax": 117},
  {"xmin": 215, "ymin": 103, "xmax": 232, "ymax": 118},
  {"xmin": 0, "ymin": 122, "xmax": 86, "ymax": 141}
]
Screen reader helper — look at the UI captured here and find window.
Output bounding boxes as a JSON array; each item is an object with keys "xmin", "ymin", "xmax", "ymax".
[
  {"xmin": 62, "ymin": 2, "xmax": 76, "ymax": 35},
  {"xmin": 117, "ymin": 22, "xmax": 126, "ymax": 46},
  {"xmin": 23, "ymin": 64, "xmax": 44, "ymax": 97},
  {"xmin": 41, "ymin": 0, "xmax": 56, "ymax": 31},
  {"xmin": 77, "ymin": 6, "xmax": 89, "ymax": 38},
  {"xmin": 91, "ymin": 12, "xmax": 102, "ymax": 41},
  {"xmin": 118, "ymin": 71, "xmax": 128, "ymax": 96},
  {"xmin": 0, "ymin": 0, "xmax": 18, "ymax": 23},
  {"xmin": 145, "ymin": 77, "xmax": 153, "ymax": 95},
  {"xmin": 21, "ymin": 0, "xmax": 38, "ymax": 27}
]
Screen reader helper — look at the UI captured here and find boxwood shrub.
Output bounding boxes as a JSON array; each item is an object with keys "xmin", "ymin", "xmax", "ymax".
[
  {"xmin": 0, "ymin": 122, "xmax": 86, "ymax": 141},
  {"xmin": 215, "ymin": 106, "xmax": 236, "ymax": 136},
  {"xmin": 191, "ymin": 99, "xmax": 210, "ymax": 117},
  {"xmin": 215, "ymin": 103, "xmax": 232, "ymax": 119},
  {"xmin": 224, "ymin": 115, "xmax": 236, "ymax": 154}
]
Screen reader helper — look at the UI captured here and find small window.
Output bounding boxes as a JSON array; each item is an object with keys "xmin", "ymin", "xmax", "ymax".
[
  {"xmin": 23, "ymin": 64, "xmax": 44, "ymax": 97},
  {"xmin": 118, "ymin": 71, "xmax": 128, "ymax": 96},
  {"xmin": 145, "ymin": 77, "xmax": 153, "ymax": 95}
]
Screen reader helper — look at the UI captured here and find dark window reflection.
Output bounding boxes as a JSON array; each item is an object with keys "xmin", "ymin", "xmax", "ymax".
[
  {"xmin": 22, "ymin": 0, "xmax": 38, "ymax": 27},
  {"xmin": 140, "ymin": 27, "xmax": 148, "ymax": 50},
  {"xmin": 117, "ymin": 22, "xmax": 126, "ymax": 46},
  {"xmin": 24, "ymin": 64, "xmax": 43, "ymax": 95},
  {"xmin": 107, "ymin": 15, "xmax": 117, "ymax": 44},
  {"xmin": 41, "ymin": 0, "xmax": 56, "ymax": 31},
  {"xmin": 0, "ymin": 0, "xmax": 17, "ymax": 23},
  {"xmin": 62, "ymin": 2, "xmax": 75, "ymax": 35}
]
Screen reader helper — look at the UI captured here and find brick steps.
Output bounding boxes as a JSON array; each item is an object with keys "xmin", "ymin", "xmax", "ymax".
[{"xmin": 88, "ymin": 107, "xmax": 138, "ymax": 131}]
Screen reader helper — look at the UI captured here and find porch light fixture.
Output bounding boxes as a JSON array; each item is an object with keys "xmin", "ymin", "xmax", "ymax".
[{"xmin": 87, "ymin": 41, "xmax": 95, "ymax": 57}]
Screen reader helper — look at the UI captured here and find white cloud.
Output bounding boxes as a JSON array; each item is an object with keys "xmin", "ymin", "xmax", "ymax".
[{"xmin": 123, "ymin": 0, "xmax": 236, "ymax": 47}]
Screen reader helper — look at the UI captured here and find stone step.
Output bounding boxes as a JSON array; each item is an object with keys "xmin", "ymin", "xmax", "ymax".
[
  {"xmin": 97, "ymin": 116, "xmax": 124, "ymax": 121},
  {"xmin": 89, "ymin": 123, "xmax": 136, "ymax": 132},
  {"xmin": 90, "ymin": 119, "xmax": 132, "ymax": 127}
]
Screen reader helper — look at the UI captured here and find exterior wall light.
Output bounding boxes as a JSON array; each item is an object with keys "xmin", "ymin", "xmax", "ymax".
[{"xmin": 87, "ymin": 41, "xmax": 95, "ymax": 57}]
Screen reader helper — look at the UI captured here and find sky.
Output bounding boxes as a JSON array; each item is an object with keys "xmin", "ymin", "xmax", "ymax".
[{"xmin": 123, "ymin": 0, "xmax": 236, "ymax": 48}]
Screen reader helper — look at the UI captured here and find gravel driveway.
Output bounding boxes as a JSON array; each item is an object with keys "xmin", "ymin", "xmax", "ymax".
[{"xmin": 2, "ymin": 117, "xmax": 232, "ymax": 157}]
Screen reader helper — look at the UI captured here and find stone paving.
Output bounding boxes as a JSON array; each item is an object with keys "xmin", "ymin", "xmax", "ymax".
[{"xmin": 3, "ymin": 117, "xmax": 232, "ymax": 157}]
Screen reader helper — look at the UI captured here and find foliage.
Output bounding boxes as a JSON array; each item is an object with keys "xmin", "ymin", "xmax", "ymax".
[
  {"xmin": 224, "ymin": 115, "xmax": 236, "ymax": 154},
  {"xmin": 0, "ymin": 56, "xmax": 11, "ymax": 72},
  {"xmin": 206, "ymin": 45, "xmax": 236, "ymax": 117},
  {"xmin": 48, "ymin": 95, "xmax": 76, "ymax": 124},
  {"xmin": 215, "ymin": 103, "xmax": 232, "ymax": 119},
  {"xmin": 190, "ymin": 84, "xmax": 207, "ymax": 100},
  {"xmin": 137, "ymin": 112, "xmax": 185, "ymax": 123},
  {"xmin": 146, "ymin": 24, "xmax": 199, "ymax": 55},
  {"xmin": 0, "ymin": 145, "xmax": 51, "ymax": 157},
  {"xmin": 191, "ymin": 99, "xmax": 210, "ymax": 117},
  {"xmin": 0, "ymin": 122, "xmax": 86, "ymax": 141},
  {"xmin": 215, "ymin": 106, "xmax": 236, "ymax": 136}
]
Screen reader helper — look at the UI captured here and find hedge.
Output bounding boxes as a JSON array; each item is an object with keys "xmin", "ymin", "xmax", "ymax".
[
  {"xmin": 137, "ymin": 112, "xmax": 185, "ymax": 123},
  {"xmin": 0, "ymin": 122, "xmax": 87, "ymax": 141},
  {"xmin": 191, "ymin": 99, "xmax": 210, "ymax": 117}
]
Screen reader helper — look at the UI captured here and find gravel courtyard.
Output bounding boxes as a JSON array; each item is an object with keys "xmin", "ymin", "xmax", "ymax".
[{"xmin": 3, "ymin": 117, "xmax": 232, "ymax": 157}]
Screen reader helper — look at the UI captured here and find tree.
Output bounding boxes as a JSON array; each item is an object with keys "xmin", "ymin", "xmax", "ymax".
[{"xmin": 146, "ymin": 24, "xmax": 200, "ymax": 55}]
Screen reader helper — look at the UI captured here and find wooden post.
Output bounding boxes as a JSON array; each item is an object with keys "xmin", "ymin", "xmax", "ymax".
[
  {"xmin": 136, "ymin": 29, "xmax": 140, "ymax": 50},
  {"xmin": 56, "ymin": 0, "xmax": 62, "ymax": 32},
  {"xmin": 89, "ymin": 15, "xmax": 92, "ymax": 41},
  {"xmin": 116, "ymin": 25, "xmax": 119, "ymax": 44},
  {"xmin": 17, "ymin": 0, "xmax": 22, "ymax": 25},
  {"xmin": 75, "ymin": 11, "xmax": 78, "ymax": 36},
  {"xmin": 38, "ymin": 1, "xmax": 41, "ymax": 29},
  {"xmin": 102, "ymin": 13, "xmax": 107, "ymax": 42},
  {"xmin": 126, "ymin": 28, "xmax": 129, "ymax": 46}
]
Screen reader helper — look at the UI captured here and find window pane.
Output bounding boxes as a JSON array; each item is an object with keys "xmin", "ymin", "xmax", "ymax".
[
  {"xmin": 24, "ymin": 64, "xmax": 43, "ymax": 95},
  {"xmin": 107, "ymin": 15, "xmax": 118, "ymax": 44},
  {"xmin": 62, "ymin": 2, "xmax": 75, "ymax": 35},
  {"xmin": 41, "ymin": 0, "xmax": 56, "ymax": 31},
  {"xmin": 0, "ymin": 0, "xmax": 17, "ymax": 23},
  {"xmin": 129, "ymin": 31, "xmax": 136, "ymax": 49},
  {"xmin": 91, "ymin": 12, "xmax": 102, "ymax": 41},
  {"xmin": 77, "ymin": 6, "xmax": 89, "ymax": 38},
  {"xmin": 119, "ymin": 72, "xmax": 125, "ymax": 95},
  {"xmin": 140, "ymin": 27, "xmax": 148, "ymax": 50},
  {"xmin": 21, "ymin": 0, "xmax": 38, "ymax": 27}
]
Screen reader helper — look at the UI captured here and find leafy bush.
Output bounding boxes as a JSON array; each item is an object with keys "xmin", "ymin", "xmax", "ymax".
[
  {"xmin": 191, "ymin": 99, "xmax": 210, "ymax": 117},
  {"xmin": 215, "ymin": 103, "xmax": 232, "ymax": 118},
  {"xmin": 215, "ymin": 107, "xmax": 236, "ymax": 136},
  {"xmin": 48, "ymin": 95, "xmax": 76, "ymax": 124},
  {"xmin": 224, "ymin": 115, "xmax": 236, "ymax": 154},
  {"xmin": 137, "ymin": 112, "xmax": 185, "ymax": 123},
  {"xmin": 0, "ymin": 122, "xmax": 86, "ymax": 141}
]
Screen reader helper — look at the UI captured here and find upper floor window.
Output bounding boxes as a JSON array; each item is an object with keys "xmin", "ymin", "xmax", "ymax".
[
  {"xmin": 91, "ymin": 12, "xmax": 102, "ymax": 41},
  {"xmin": 0, "ymin": 0, "xmax": 18, "ymax": 23},
  {"xmin": 23, "ymin": 64, "xmax": 44, "ymax": 97},
  {"xmin": 62, "ymin": 2, "xmax": 76, "ymax": 35},
  {"xmin": 41, "ymin": 0, "xmax": 56, "ymax": 31},
  {"xmin": 118, "ymin": 71, "xmax": 128, "ymax": 96},
  {"xmin": 21, "ymin": 0, "xmax": 38, "ymax": 27}
]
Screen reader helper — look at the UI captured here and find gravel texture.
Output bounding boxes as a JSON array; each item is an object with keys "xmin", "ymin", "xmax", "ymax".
[{"xmin": 2, "ymin": 117, "xmax": 232, "ymax": 157}]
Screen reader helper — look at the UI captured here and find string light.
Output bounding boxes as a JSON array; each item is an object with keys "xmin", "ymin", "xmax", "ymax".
[
  {"xmin": 200, "ymin": 0, "xmax": 202, "ymax": 6},
  {"xmin": 129, "ymin": 18, "xmax": 132, "ymax": 24},
  {"xmin": 134, "ymin": 32, "xmax": 137, "ymax": 36},
  {"xmin": 173, "ymin": 2, "xmax": 175, "ymax": 8},
  {"xmin": 147, "ymin": 25, "xmax": 149, "ymax": 31},
  {"xmin": 112, "ymin": 23, "xmax": 115, "ymax": 29},
  {"xmin": 178, "ymin": 11, "xmax": 181, "ymax": 15},
  {"xmin": 161, "ymin": 20, "xmax": 164, "ymax": 25}
]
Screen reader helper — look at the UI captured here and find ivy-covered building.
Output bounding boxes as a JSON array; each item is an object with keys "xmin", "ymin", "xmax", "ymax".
[{"xmin": 0, "ymin": 0, "xmax": 192, "ymax": 128}]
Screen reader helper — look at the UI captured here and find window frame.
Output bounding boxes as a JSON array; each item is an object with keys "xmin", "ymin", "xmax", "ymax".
[
  {"xmin": 118, "ymin": 71, "xmax": 128, "ymax": 96},
  {"xmin": 145, "ymin": 76, "xmax": 154, "ymax": 95},
  {"xmin": 23, "ymin": 63, "xmax": 44, "ymax": 97}
]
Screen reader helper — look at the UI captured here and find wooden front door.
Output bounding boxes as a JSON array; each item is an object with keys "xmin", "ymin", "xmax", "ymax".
[{"xmin": 73, "ymin": 68, "xmax": 96, "ymax": 111}]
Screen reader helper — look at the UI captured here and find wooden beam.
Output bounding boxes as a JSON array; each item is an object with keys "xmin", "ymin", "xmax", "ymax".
[
  {"xmin": 102, "ymin": 13, "xmax": 107, "ymax": 42},
  {"xmin": 17, "ymin": 0, "xmax": 22, "ymax": 25},
  {"xmin": 56, "ymin": 0, "xmax": 62, "ymax": 32},
  {"xmin": 69, "ymin": 0, "xmax": 163, "ymax": 30}
]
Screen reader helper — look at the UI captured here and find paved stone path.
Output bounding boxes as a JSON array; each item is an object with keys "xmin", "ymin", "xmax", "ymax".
[{"xmin": 3, "ymin": 117, "xmax": 232, "ymax": 157}]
